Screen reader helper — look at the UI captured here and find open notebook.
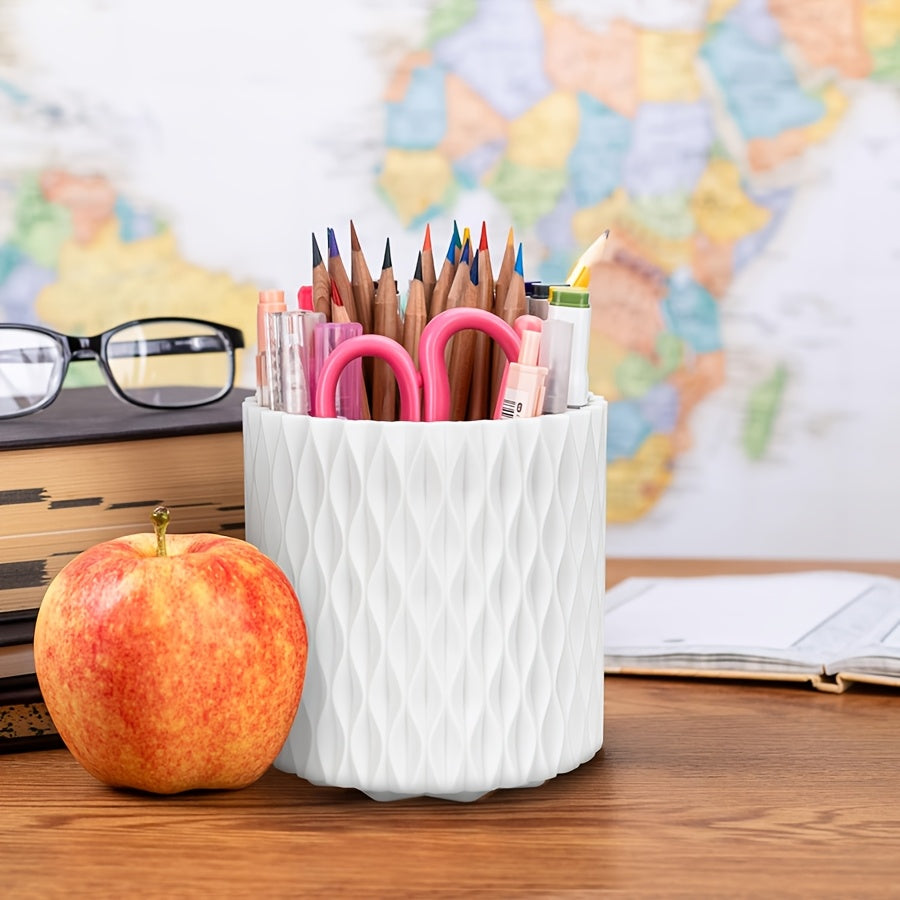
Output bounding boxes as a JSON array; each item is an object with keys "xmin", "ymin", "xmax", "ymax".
[{"xmin": 604, "ymin": 570, "xmax": 900, "ymax": 693}]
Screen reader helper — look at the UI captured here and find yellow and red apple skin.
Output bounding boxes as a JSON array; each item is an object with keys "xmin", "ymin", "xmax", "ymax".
[{"xmin": 33, "ymin": 533, "xmax": 307, "ymax": 794}]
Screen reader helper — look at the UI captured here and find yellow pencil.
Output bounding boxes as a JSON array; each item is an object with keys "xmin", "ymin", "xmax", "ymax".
[{"xmin": 566, "ymin": 229, "xmax": 610, "ymax": 288}]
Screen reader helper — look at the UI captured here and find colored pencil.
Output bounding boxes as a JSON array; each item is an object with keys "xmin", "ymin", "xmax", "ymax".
[
  {"xmin": 428, "ymin": 231, "xmax": 457, "ymax": 320},
  {"xmin": 312, "ymin": 233, "xmax": 332, "ymax": 321},
  {"xmin": 327, "ymin": 227, "xmax": 359, "ymax": 324},
  {"xmin": 493, "ymin": 226, "xmax": 515, "ymax": 319},
  {"xmin": 452, "ymin": 220, "xmax": 462, "ymax": 264},
  {"xmin": 330, "ymin": 279, "xmax": 350, "ymax": 324},
  {"xmin": 420, "ymin": 223, "xmax": 437, "ymax": 313},
  {"xmin": 372, "ymin": 238, "xmax": 400, "ymax": 421},
  {"xmin": 467, "ymin": 222, "xmax": 494, "ymax": 420},
  {"xmin": 403, "ymin": 252, "xmax": 427, "ymax": 370},
  {"xmin": 349, "ymin": 220, "xmax": 375, "ymax": 335}
]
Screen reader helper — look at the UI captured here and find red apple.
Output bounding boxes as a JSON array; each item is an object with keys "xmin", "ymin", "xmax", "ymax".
[{"xmin": 33, "ymin": 507, "xmax": 307, "ymax": 794}]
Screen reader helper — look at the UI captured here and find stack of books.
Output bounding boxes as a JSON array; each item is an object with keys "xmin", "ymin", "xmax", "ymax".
[{"xmin": 1, "ymin": 385, "xmax": 250, "ymax": 752}]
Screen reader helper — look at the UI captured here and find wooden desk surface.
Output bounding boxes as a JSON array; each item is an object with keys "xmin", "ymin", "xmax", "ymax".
[{"xmin": 5, "ymin": 559, "xmax": 900, "ymax": 896}]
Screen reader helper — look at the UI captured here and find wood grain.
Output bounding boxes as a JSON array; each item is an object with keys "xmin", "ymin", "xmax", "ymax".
[{"xmin": 4, "ymin": 558, "xmax": 900, "ymax": 895}]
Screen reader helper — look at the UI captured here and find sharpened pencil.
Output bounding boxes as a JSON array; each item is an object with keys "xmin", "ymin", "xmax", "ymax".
[
  {"xmin": 372, "ymin": 238, "xmax": 400, "ymax": 421},
  {"xmin": 403, "ymin": 251, "xmax": 427, "ymax": 370},
  {"xmin": 349, "ymin": 220, "xmax": 375, "ymax": 335},
  {"xmin": 493, "ymin": 226, "xmax": 515, "ymax": 319},
  {"xmin": 467, "ymin": 222, "xmax": 494, "ymax": 420},
  {"xmin": 327, "ymin": 227, "xmax": 359, "ymax": 324},
  {"xmin": 312, "ymin": 233, "xmax": 332, "ymax": 321},
  {"xmin": 421, "ymin": 223, "xmax": 437, "ymax": 313},
  {"xmin": 566, "ymin": 228, "xmax": 610, "ymax": 288},
  {"xmin": 429, "ymin": 231, "xmax": 457, "ymax": 320}
]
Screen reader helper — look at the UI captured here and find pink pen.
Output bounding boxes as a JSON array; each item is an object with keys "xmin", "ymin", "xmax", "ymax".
[
  {"xmin": 315, "ymin": 333, "xmax": 422, "ymax": 420},
  {"xmin": 314, "ymin": 322, "xmax": 364, "ymax": 419}
]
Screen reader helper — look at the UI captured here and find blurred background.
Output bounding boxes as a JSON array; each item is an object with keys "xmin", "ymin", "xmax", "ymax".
[{"xmin": 2, "ymin": 0, "xmax": 900, "ymax": 560}]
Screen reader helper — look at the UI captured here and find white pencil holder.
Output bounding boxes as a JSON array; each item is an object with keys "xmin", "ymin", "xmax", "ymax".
[{"xmin": 243, "ymin": 397, "xmax": 607, "ymax": 801}]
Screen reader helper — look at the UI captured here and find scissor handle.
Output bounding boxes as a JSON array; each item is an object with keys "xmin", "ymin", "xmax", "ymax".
[
  {"xmin": 419, "ymin": 308, "xmax": 521, "ymax": 421},
  {"xmin": 315, "ymin": 334, "xmax": 422, "ymax": 421}
]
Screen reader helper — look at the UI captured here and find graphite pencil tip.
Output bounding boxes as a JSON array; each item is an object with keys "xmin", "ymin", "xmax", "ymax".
[
  {"xmin": 327, "ymin": 227, "xmax": 339, "ymax": 259},
  {"xmin": 312, "ymin": 232, "xmax": 323, "ymax": 268},
  {"xmin": 350, "ymin": 220, "xmax": 361, "ymax": 252},
  {"xmin": 414, "ymin": 250, "xmax": 423, "ymax": 281},
  {"xmin": 382, "ymin": 237, "xmax": 392, "ymax": 271},
  {"xmin": 479, "ymin": 221, "xmax": 488, "ymax": 252}
]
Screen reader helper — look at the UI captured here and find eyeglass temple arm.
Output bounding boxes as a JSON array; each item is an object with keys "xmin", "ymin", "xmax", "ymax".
[
  {"xmin": 104, "ymin": 335, "xmax": 236, "ymax": 360},
  {"xmin": 0, "ymin": 336, "xmax": 232, "ymax": 363}
]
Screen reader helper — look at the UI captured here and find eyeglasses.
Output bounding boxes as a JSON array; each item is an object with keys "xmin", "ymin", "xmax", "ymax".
[{"xmin": 0, "ymin": 317, "xmax": 245, "ymax": 419}]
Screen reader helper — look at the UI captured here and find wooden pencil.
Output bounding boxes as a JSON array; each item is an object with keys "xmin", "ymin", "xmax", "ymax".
[
  {"xmin": 490, "ymin": 242, "xmax": 526, "ymax": 412},
  {"xmin": 566, "ymin": 228, "xmax": 610, "ymax": 288},
  {"xmin": 330, "ymin": 278, "xmax": 350, "ymax": 324},
  {"xmin": 327, "ymin": 227, "xmax": 359, "ymax": 324},
  {"xmin": 452, "ymin": 220, "xmax": 462, "ymax": 263},
  {"xmin": 312, "ymin": 233, "xmax": 332, "ymax": 321},
  {"xmin": 429, "ymin": 231, "xmax": 457, "ymax": 320},
  {"xmin": 467, "ymin": 222, "xmax": 494, "ymax": 420},
  {"xmin": 446, "ymin": 248, "xmax": 478, "ymax": 421},
  {"xmin": 421, "ymin": 223, "xmax": 437, "ymax": 314},
  {"xmin": 372, "ymin": 238, "xmax": 400, "ymax": 421},
  {"xmin": 403, "ymin": 252, "xmax": 427, "ymax": 370},
  {"xmin": 349, "ymin": 220, "xmax": 375, "ymax": 335},
  {"xmin": 446, "ymin": 237, "xmax": 471, "ymax": 311},
  {"xmin": 493, "ymin": 226, "xmax": 515, "ymax": 318}
]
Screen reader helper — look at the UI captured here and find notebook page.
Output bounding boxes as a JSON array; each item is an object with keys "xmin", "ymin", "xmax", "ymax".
[
  {"xmin": 824, "ymin": 594, "xmax": 900, "ymax": 677},
  {"xmin": 605, "ymin": 571, "xmax": 882, "ymax": 652}
]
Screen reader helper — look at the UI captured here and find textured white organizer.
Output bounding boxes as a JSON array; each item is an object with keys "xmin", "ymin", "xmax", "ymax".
[{"xmin": 243, "ymin": 398, "xmax": 607, "ymax": 801}]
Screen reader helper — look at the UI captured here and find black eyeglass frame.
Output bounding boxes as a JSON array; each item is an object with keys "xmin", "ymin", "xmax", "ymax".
[{"xmin": 0, "ymin": 317, "xmax": 245, "ymax": 419}]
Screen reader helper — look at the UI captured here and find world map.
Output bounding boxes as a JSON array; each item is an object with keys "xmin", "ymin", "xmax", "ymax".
[{"xmin": 3, "ymin": 0, "xmax": 900, "ymax": 558}]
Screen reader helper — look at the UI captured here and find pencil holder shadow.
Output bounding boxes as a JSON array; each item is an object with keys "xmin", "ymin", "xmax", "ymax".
[{"xmin": 243, "ymin": 397, "xmax": 607, "ymax": 801}]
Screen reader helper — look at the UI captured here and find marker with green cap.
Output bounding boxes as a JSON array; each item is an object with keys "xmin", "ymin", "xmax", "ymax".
[{"xmin": 547, "ymin": 285, "xmax": 591, "ymax": 407}]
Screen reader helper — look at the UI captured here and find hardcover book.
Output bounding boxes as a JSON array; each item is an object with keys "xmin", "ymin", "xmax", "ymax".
[{"xmin": 1, "ymin": 386, "xmax": 251, "ymax": 614}]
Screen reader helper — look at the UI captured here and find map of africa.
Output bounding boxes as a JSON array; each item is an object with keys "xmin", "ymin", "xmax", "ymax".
[{"xmin": 3, "ymin": 0, "xmax": 900, "ymax": 559}]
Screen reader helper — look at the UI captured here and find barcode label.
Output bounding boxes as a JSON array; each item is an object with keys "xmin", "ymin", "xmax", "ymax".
[{"xmin": 500, "ymin": 388, "xmax": 529, "ymax": 419}]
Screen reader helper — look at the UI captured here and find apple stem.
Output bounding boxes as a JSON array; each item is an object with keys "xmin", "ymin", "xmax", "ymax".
[{"xmin": 151, "ymin": 506, "xmax": 170, "ymax": 557}]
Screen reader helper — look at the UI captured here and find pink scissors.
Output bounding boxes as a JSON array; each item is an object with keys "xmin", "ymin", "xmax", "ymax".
[{"xmin": 314, "ymin": 307, "xmax": 522, "ymax": 421}]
